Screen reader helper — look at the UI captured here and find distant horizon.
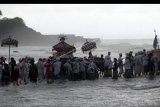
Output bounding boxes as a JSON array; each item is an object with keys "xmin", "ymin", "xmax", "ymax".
[
  {"xmin": 44, "ymin": 33, "xmax": 156, "ymax": 40},
  {"xmin": 102, "ymin": 38, "xmax": 154, "ymax": 40}
]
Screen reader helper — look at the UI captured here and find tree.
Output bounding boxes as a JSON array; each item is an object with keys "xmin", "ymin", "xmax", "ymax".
[{"xmin": 0, "ymin": 10, "xmax": 2, "ymax": 18}]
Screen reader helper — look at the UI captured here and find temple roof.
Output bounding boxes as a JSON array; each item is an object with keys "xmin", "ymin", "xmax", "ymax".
[{"xmin": 52, "ymin": 41, "xmax": 76, "ymax": 52}]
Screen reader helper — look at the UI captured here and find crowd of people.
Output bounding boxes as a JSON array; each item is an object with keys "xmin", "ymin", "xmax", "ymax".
[{"xmin": 0, "ymin": 49, "xmax": 159, "ymax": 86}]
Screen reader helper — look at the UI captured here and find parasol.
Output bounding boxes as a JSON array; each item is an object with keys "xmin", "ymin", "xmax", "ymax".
[
  {"xmin": 81, "ymin": 40, "xmax": 97, "ymax": 53},
  {"xmin": 1, "ymin": 36, "xmax": 18, "ymax": 63}
]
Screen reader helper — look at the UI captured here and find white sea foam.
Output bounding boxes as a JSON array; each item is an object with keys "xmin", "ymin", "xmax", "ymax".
[{"xmin": 0, "ymin": 39, "xmax": 153, "ymax": 62}]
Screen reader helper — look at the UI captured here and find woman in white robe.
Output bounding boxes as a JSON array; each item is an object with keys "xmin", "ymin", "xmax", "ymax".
[
  {"xmin": 37, "ymin": 58, "xmax": 44, "ymax": 82},
  {"xmin": 134, "ymin": 54, "xmax": 143, "ymax": 77},
  {"xmin": 24, "ymin": 59, "xmax": 30, "ymax": 84},
  {"xmin": 53, "ymin": 57, "xmax": 61, "ymax": 79},
  {"xmin": 103, "ymin": 56, "xmax": 112, "ymax": 77},
  {"xmin": 118, "ymin": 53, "xmax": 124, "ymax": 77}
]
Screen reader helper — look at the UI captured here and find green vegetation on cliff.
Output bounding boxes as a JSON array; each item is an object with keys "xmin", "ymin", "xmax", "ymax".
[{"xmin": 0, "ymin": 17, "xmax": 101, "ymax": 46}]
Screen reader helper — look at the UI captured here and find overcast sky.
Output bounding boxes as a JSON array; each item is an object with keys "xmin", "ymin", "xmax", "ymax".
[{"xmin": 0, "ymin": 4, "xmax": 160, "ymax": 39}]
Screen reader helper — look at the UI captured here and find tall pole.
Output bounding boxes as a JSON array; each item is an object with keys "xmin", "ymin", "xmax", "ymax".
[
  {"xmin": 9, "ymin": 44, "xmax": 10, "ymax": 63},
  {"xmin": 154, "ymin": 29, "xmax": 159, "ymax": 49},
  {"xmin": 154, "ymin": 29, "xmax": 156, "ymax": 35}
]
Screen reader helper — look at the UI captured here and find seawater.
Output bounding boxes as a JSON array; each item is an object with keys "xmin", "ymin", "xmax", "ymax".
[
  {"xmin": 0, "ymin": 39, "xmax": 159, "ymax": 107},
  {"xmin": 0, "ymin": 39, "xmax": 153, "ymax": 62},
  {"xmin": 0, "ymin": 77, "xmax": 160, "ymax": 107}
]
